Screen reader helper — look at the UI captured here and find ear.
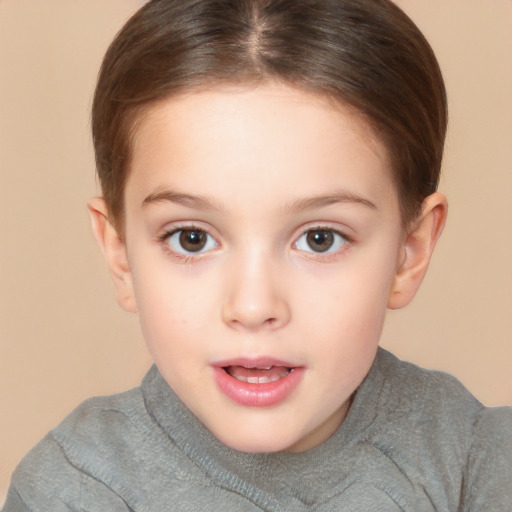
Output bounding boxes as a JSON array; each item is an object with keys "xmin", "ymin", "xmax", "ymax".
[
  {"xmin": 87, "ymin": 197, "xmax": 138, "ymax": 313},
  {"xmin": 388, "ymin": 192, "xmax": 447, "ymax": 310}
]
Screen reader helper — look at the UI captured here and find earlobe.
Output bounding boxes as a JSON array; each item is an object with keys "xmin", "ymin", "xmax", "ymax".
[
  {"xmin": 388, "ymin": 192, "xmax": 448, "ymax": 310},
  {"xmin": 87, "ymin": 197, "xmax": 138, "ymax": 313}
]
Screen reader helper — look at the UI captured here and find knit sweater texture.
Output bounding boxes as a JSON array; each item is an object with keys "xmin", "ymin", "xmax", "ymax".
[{"xmin": 4, "ymin": 348, "xmax": 512, "ymax": 511}]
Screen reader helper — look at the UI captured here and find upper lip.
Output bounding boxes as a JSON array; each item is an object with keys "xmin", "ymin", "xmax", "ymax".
[{"xmin": 212, "ymin": 357, "xmax": 300, "ymax": 369}]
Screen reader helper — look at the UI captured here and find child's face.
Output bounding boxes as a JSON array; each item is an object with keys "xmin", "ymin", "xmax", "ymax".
[{"xmin": 120, "ymin": 84, "xmax": 406, "ymax": 453}]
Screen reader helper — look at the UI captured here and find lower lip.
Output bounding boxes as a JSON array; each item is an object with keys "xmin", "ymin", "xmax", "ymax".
[{"xmin": 213, "ymin": 366, "xmax": 305, "ymax": 407}]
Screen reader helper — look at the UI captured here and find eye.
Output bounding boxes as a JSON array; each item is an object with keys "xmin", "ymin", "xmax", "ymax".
[
  {"xmin": 165, "ymin": 228, "xmax": 217, "ymax": 255},
  {"xmin": 295, "ymin": 228, "xmax": 348, "ymax": 254}
]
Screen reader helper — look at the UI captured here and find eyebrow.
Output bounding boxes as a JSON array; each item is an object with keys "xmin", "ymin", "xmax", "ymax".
[
  {"xmin": 141, "ymin": 189, "xmax": 225, "ymax": 211},
  {"xmin": 284, "ymin": 190, "xmax": 377, "ymax": 214},
  {"xmin": 141, "ymin": 188, "xmax": 376, "ymax": 213}
]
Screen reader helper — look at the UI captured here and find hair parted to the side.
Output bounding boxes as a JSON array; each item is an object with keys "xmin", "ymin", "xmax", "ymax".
[{"xmin": 92, "ymin": 0, "xmax": 447, "ymax": 233}]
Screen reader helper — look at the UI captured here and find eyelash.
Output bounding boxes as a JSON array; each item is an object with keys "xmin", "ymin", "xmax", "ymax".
[{"xmin": 157, "ymin": 224, "xmax": 353, "ymax": 262}]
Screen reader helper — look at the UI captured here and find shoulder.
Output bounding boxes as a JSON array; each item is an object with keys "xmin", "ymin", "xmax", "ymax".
[
  {"xmin": 5, "ymin": 367, "xmax": 214, "ymax": 511},
  {"xmin": 374, "ymin": 348, "xmax": 484, "ymax": 425},
  {"xmin": 358, "ymin": 349, "xmax": 512, "ymax": 509},
  {"xmin": 49, "ymin": 385, "xmax": 148, "ymax": 456},
  {"xmin": 5, "ymin": 387, "xmax": 146, "ymax": 511},
  {"xmin": 361, "ymin": 350, "xmax": 486, "ymax": 463},
  {"xmin": 374, "ymin": 349, "xmax": 510, "ymax": 450},
  {"xmin": 460, "ymin": 406, "xmax": 512, "ymax": 510}
]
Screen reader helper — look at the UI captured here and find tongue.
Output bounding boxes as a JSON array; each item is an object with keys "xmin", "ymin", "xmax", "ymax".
[{"xmin": 226, "ymin": 365, "xmax": 290, "ymax": 384}]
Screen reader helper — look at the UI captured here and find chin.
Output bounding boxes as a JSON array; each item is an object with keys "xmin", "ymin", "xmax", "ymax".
[{"xmin": 214, "ymin": 428, "xmax": 298, "ymax": 454}]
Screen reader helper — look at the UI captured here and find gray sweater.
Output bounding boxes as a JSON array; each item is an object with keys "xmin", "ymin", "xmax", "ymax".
[{"xmin": 4, "ymin": 349, "xmax": 512, "ymax": 511}]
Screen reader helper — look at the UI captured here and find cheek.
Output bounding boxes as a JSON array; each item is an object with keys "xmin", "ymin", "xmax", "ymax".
[
  {"xmin": 300, "ymin": 257, "xmax": 395, "ymax": 318},
  {"xmin": 293, "ymin": 254, "xmax": 397, "ymax": 356},
  {"xmin": 132, "ymin": 260, "xmax": 218, "ymax": 345}
]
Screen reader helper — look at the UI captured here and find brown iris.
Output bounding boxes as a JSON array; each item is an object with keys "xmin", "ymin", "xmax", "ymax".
[
  {"xmin": 179, "ymin": 229, "xmax": 207, "ymax": 252},
  {"xmin": 306, "ymin": 230, "xmax": 334, "ymax": 252}
]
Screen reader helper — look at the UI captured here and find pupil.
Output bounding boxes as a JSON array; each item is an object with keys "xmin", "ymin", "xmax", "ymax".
[
  {"xmin": 306, "ymin": 230, "xmax": 334, "ymax": 253},
  {"xmin": 179, "ymin": 230, "xmax": 206, "ymax": 252}
]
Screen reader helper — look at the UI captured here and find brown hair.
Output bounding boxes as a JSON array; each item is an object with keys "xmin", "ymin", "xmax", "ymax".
[{"xmin": 92, "ymin": 0, "xmax": 447, "ymax": 232}]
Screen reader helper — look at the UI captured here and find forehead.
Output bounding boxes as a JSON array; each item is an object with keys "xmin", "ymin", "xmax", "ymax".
[{"xmin": 125, "ymin": 84, "xmax": 397, "ymax": 215}]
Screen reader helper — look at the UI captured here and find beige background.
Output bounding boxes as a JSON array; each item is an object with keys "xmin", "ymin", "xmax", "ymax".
[{"xmin": 1, "ymin": 0, "xmax": 511, "ymax": 503}]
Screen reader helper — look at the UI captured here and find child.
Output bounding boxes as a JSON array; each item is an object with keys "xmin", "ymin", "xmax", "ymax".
[{"xmin": 4, "ymin": 0, "xmax": 511, "ymax": 510}]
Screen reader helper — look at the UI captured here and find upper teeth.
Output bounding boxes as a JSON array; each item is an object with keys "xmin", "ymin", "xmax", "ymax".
[{"xmin": 233, "ymin": 368, "xmax": 291, "ymax": 384}]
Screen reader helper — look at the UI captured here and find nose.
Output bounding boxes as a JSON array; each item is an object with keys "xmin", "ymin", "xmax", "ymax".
[{"xmin": 221, "ymin": 250, "xmax": 291, "ymax": 331}]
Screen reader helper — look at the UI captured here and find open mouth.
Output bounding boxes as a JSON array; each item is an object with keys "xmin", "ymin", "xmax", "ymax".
[
  {"xmin": 224, "ymin": 365, "xmax": 293, "ymax": 384},
  {"xmin": 213, "ymin": 360, "xmax": 304, "ymax": 406}
]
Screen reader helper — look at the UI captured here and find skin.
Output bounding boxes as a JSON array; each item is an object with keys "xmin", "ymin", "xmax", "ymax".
[{"xmin": 89, "ymin": 84, "xmax": 447, "ymax": 453}]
